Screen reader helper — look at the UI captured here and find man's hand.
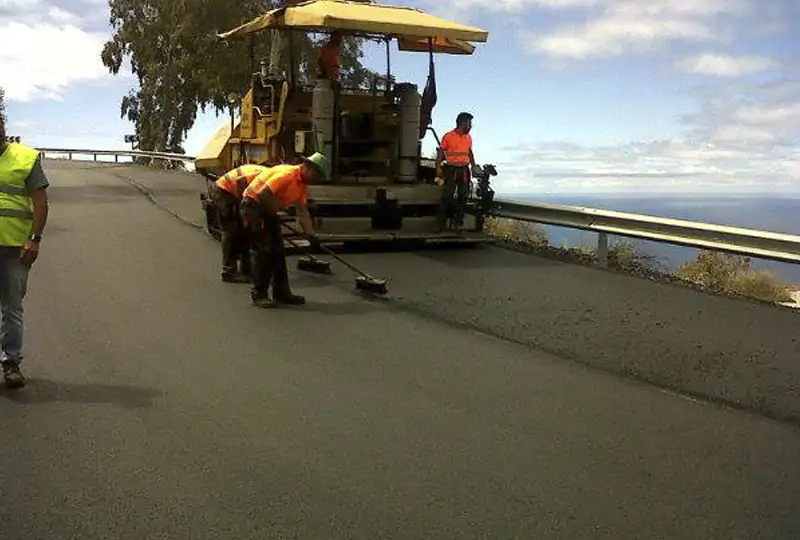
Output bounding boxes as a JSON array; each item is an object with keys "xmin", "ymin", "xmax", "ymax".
[
  {"xmin": 19, "ymin": 240, "xmax": 39, "ymax": 267},
  {"xmin": 308, "ymin": 234, "xmax": 323, "ymax": 251}
]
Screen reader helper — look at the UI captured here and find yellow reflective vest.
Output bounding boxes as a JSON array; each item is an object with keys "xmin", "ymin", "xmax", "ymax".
[{"xmin": 0, "ymin": 143, "xmax": 38, "ymax": 246}]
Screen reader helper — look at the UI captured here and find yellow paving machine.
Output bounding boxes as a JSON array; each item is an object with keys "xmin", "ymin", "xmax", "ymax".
[{"xmin": 197, "ymin": 0, "xmax": 497, "ymax": 246}]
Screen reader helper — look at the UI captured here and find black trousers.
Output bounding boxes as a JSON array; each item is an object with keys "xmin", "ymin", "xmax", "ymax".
[
  {"xmin": 241, "ymin": 199, "xmax": 292, "ymax": 300},
  {"xmin": 437, "ymin": 165, "xmax": 470, "ymax": 229},
  {"xmin": 210, "ymin": 186, "xmax": 250, "ymax": 277}
]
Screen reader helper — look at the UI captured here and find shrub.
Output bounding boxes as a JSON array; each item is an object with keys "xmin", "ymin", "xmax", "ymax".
[
  {"xmin": 676, "ymin": 251, "xmax": 793, "ymax": 303},
  {"xmin": 485, "ymin": 217, "xmax": 548, "ymax": 248}
]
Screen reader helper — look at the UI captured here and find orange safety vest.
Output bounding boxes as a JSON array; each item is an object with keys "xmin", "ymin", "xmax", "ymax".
[
  {"xmin": 242, "ymin": 164, "xmax": 308, "ymax": 209},
  {"xmin": 318, "ymin": 41, "xmax": 340, "ymax": 80},
  {"xmin": 215, "ymin": 164, "xmax": 266, "ymax": 198},
  {"xmin": 440, "ymin": 129, "xmax": 472, "ymax": 166}
]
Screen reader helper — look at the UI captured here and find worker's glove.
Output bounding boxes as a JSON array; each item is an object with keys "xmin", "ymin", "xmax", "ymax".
[
  {"xmin": 308, "ymin": 235, "xmax": 322, "ymax": 251},
  {"xmin": 471, "ymin": 164, "xmax": 483, "ymax": 178}
]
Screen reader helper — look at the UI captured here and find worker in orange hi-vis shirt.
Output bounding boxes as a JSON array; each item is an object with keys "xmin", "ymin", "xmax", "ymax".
[
  {"xmin": 317, "ymin": 31, "xmax": 342, "ymax": 83},
  {"xmin": 435, "ymin": 112, "xmax": 477, "ymax": 232},
  {"xmin": 211, "ymin": 164, "xmax": 266, "ymax": 283},
  {"xmin": 240, "ymin": 153, "xmax": 330, "ymax": 309}
]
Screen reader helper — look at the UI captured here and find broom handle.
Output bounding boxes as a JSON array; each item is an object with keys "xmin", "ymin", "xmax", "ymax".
[{"xmin": 283, "ymin": 222, "xmax": 375, "ymax": 280}]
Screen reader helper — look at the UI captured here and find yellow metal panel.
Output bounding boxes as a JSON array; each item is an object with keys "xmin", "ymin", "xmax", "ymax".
[
  {"xmin": 196, "ymin": 120, "xmax": 231, "ymax": 162},
  {"xmin": 217, "ymin": 0, "xmax": 488, "ymax": 43},
  {"xmin": 241, "ymin": 89, "xmax": 254, "ymax": 138}
]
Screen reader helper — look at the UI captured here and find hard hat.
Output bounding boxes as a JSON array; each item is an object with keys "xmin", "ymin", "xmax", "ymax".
[{"xmin": 303, "ymin": 152, "xmax": 330, "ymax": 181}]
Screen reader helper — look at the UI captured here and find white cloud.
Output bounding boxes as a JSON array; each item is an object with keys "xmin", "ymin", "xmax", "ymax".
[
  {"xmin": 522, "ymin": 0, "xmax": 750, "ymax": 59},
  {"xmin": 675, "ymin": 53, "xmax": 778, "ymax": 77},
  {"xmin": 494, "ymin": 77, "xmax": 800, "ymax": 195},
  {"xmin": 0, "ymin": 0, "xmax": 125, "ymax": 102}
]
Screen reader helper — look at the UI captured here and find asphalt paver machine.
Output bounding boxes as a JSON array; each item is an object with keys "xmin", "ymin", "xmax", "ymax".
[{"xmin": 197, "ymin": 0, "xmax": 498, "ymax": 246}]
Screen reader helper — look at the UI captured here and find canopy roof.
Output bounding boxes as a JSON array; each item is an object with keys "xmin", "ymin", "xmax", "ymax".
[
  {"xmin": 217, "ymin": 0, "xmax": 489, "ymax": 50},
  {"xmin": 397, "ymin": 35, "xmax": 474, "ymax": 55}
]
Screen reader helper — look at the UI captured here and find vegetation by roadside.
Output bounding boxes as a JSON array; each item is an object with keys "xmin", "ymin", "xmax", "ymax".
[{"xmin": 484, "ymin": 217, "xmax": 794, "ymax": 305}]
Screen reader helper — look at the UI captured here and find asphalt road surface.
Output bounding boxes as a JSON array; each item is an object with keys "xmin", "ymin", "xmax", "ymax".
[
  {"xmin": 0, "ymin": 161, "xmax": 798, "ymax": 538},
  {"xmin": 103, "ymin": 161, "xmax": 800, "ymax": 423}
]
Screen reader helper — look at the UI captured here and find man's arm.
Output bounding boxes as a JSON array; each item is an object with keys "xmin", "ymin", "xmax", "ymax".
[
  {"xmin": 26, "ymin": 155, "xmax": 49, "ymax": 237},
  {"xmin": 436, "ymin": 134, "xmax": 450, "ymax": 178},
  {"xmin": 296, "ymin": 203, "xmax": 315, "ymax": 236},
  {"xmin": 469, "ymin": 149, "xmax": 476, "ymax": 168},
  {"xmin": 21, "ymin": 156, "xmax": 50, "ymax": 265},
  {"xmin": 29, "ymin": 188, "xmax": 48, "ymax": 237}
]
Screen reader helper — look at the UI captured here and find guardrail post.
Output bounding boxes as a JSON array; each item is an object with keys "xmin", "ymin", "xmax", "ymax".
[
  {"xmin": 68, "ymin": 152, "xmax": 72, "ymax": 160},
  {"xmin": 115, "ymin": 154, "xmax": 119, "ymax": 163},
  {"xmin": 93, "ymin": 153, "xmax": 97, "ymax": 162},
  {"xmin": 597, "ymin": 232, "xmax": 609, "ymax": 268}
]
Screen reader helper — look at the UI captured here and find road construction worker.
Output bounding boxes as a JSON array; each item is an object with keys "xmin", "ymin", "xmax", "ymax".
[
  {"xmin": 241, "ymin": 153, "xmax": 330, "ymax": 308},
  {"xmin": 0, "ymin": 115, "xmax": 50, "ymax": 389},
  {"xmin": 211, "ymin": 164, "xmax": 266, "ymax": 283},
  {"xmin": 317, "ymin": 31, "xmax": 342, "ymax": 83},
  {"xmin": 435, "ymin": 112, "xmax": 477, "ymax": 232}
]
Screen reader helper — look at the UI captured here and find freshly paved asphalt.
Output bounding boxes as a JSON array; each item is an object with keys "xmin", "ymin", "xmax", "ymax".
[{"xmin": 0, "ymin": 160, "xmax": 798, "ymax": 538}]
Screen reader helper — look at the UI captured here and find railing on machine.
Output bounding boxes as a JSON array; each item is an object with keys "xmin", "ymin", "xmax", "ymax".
[
  {"xmin": 488, "ymin": 199, "xmax": 800, "ymax": 267},
  {"xmin": 34, "ymin": 146, "xmax": 800, "ymax": 266}
]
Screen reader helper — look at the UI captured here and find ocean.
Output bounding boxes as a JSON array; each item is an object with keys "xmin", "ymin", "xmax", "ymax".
[{"xmin": 500, "ymin": 194, "xmax": 800, "ymax": 285}]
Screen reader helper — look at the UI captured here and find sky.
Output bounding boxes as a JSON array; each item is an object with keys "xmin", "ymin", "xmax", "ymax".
[{"xmin": 1, "ymin": 0, "xmax": 799, "ymax": 196}]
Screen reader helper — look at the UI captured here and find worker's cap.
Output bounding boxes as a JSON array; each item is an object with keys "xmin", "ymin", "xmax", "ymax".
[{"xmin": 302, "ymin": 152, "xmax": 330, "ymax": 181}]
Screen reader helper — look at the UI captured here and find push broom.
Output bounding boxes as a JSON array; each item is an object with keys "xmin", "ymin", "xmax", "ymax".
[{"xmin": 283, "ymin": 223, "xmax": 389, "ymax": 296}]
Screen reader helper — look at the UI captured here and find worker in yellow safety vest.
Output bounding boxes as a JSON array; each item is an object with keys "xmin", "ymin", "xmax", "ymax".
[
  {"xmin": 211, "ymin": 164, "xmax": 266, "ymax": 283},
  {"xmin": 0, "ymin": 113, "xmax": 50, "ymax": 389}
]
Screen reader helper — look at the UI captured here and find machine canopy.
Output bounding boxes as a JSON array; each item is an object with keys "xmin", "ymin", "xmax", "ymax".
[{"xmin": 217, "ymin": 0, "xmax": 488, "ymax": 54}]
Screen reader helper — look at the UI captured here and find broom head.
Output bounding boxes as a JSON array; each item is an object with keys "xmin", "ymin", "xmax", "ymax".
[
  {"xmin": 355, "ymin": 276, "xmax": 388, "ymax": 295},
  {"xmin": 297, "ymin": 256, "xmax": 333, "ymax": 274}
]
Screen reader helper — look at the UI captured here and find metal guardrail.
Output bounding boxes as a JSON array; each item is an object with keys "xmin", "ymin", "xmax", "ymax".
[
  {"xmin": 37, "ymin": 147, "xmax": 196, "ymax": 163},
  {"xmin": 490, "ymin": 199, "xmax": 800, "ymax": 267}
]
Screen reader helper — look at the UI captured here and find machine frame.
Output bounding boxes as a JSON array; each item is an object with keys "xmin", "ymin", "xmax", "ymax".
[{"xmin": 196, "ymin": 0, "xmax": 498, "ymax": 247}]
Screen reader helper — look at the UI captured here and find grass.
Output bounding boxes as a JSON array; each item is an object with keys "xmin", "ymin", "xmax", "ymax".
[{"xmin": 484, "ymin": 216, "xmax": 794, "ymax": 305}]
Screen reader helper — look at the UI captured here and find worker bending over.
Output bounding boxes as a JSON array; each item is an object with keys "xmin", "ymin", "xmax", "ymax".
[
  {"xmin": 317, "ymin": 31, "xmax": 342, "ymax": 83},
  {"xmin": 436, "ymin": 112, "xmax": 477, "ymax": 232},
  {"xmin": 211, "ymin": 164, "xmax": 266, "ymax": 283},
  {"xmin": 241, "ymin": 153, "xmax": 330, "ymax": 308}
]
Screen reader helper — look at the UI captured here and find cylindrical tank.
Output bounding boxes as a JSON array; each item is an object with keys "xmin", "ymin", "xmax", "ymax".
[
  {"xmin": 397, "ymin": 83, "xmax": 421, "ymax": 183},
  {"xmin": 312, "ymin": 78, "xmax": 335, "ymax": 169}
]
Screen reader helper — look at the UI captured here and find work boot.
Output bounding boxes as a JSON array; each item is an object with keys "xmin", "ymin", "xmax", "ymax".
[
  {"xmin": 222, "ymin": 272, "xmax": 250, "ymax": 284},
  {"xmin": 274, "ymin": 293, "xmax": 306, "ymax": 305},
  {"xmin": 2, "ymin": 361, "xmax": 26, "ymax": 389},
  {"xmin": 251, "ymin": 295, "xmax": 277, "ymax": 309}
]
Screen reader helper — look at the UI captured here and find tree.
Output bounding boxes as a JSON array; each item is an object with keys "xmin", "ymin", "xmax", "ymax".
[
  {"xmin": 101, "ymin": 0, "xmax": 377, "ymax": 154},
  {"xmin": 0, "ymin": 86, "xmax": 6, "ymax": 128}
]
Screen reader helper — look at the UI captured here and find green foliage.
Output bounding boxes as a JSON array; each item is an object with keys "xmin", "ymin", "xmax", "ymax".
[
  {"xmin": 676, "ymin": 251, "xmax": 792, "ymax": 303},
  {"xmin": 101, "ymin": 0, "xmax": 377, "ymax": 152},
  {"xmin": 0, "ymin": 86, "xmax": 5, "ymax": 129},
  {"xmin": 485, "ymin": 217, "xmax": 548, "ymax": 248}
]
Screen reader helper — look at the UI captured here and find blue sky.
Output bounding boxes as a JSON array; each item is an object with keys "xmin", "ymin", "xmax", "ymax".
[{"xmin": 2, "ymin": 0, "xmax": 799, "ymax": 195}]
